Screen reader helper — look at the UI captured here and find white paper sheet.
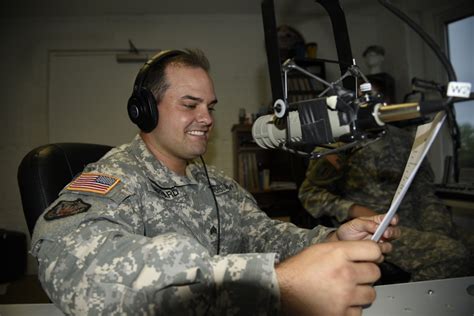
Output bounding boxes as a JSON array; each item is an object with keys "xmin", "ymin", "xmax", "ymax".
[{"xmin": 371, "ymin": 112, "xmax": 447, "ymax": 242}]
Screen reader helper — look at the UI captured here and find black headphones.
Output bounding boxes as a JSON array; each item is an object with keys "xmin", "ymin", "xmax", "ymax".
[{"xmin": 127, "ymin": 50, "xmax": 185, "ymax": 133}]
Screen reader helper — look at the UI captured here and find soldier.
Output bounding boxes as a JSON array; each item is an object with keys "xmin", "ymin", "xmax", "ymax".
[
  {"xmin": 299, "ymin": 124, "xmax": 470, "ymax": 282},
  {"xmin": 32, "ymin": 49, "xmax": 399, "ymax": 315}
]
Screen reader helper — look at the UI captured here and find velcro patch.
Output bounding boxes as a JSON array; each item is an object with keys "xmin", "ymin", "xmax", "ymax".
[
  {"xmin": 211, "ymin": 183, "xmax": 233, "ymax": 195},
  {"xmin": 66, "ymin": 173, "xmax": 120, "ymax": 195},
  {"xmin": 44, "ymin": 199, "xmax": 91, "ymax": 221}
]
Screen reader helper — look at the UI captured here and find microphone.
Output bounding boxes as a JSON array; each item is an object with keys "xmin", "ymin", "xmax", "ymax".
[
  {"xmin": 374, "ymin": 100, "xmax": 446, "ymax": 123},
  {"xmin": 252, "ymin": 97, "xmax": 446, "ymax": 150},
  {"xmin": 252, "ymin": 97, "xmax": 351, "ymax": 149}
]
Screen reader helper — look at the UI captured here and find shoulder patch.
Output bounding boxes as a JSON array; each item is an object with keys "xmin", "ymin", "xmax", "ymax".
[
  {"xmin": 44, "ymin": 199, "xmax": 91, "ymax": 221},
  {"xmin": 66, "ymin": 173, "xmax": 120, "ymax": 195},
  {"xmin": 211, "ymin": 182, "xmax": 233, "ymax": 195}
]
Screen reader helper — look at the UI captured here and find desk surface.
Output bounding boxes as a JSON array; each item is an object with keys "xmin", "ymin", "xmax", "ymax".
[
  {"xmin": 364, "ymin": 276, "xmax": 474, "ymax": 315},
  {"xmin": 0, "ymin": 303, "xmax": 63, "ymax": 316},
  {"xmin": 1, "ymin": 277, "xmax": 473, "ymax": 316},
  {"xmin": 436, "ymin": 183, "xmax": 474, "ymax": 202}
]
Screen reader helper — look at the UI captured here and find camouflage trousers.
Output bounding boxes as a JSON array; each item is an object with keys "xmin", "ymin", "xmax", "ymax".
[
  {"xmin": 457, "ymin": 225, "xmax": 474, "ymax": 275},
  {"xmin": 386, "ymin": 226, "xmax": 471, "ymax": 281}
]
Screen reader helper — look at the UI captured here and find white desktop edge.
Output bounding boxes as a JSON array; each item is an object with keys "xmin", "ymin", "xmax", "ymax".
[{"xmin": 1, "ymin": 276, "xmax": 472, "ymax": 316}]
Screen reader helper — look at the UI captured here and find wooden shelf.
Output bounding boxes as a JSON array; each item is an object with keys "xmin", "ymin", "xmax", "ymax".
[
  {"xmin": 287, "ymin": 58, "xmax": 326, "ymax": 104},
  {"xmin": 231, "ymin": 124, "xmax": 313, "ymax": 227}
]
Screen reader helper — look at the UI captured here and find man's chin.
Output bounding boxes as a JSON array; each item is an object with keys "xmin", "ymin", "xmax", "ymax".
[{"xmin": 186, "ymin": 147, "xmax": 208, "ymax": 160}]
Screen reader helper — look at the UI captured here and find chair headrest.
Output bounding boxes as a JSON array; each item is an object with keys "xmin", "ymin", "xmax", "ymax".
[{"xmin": 17, "ymin": 143, "xmax": 113, "ymax": 235}]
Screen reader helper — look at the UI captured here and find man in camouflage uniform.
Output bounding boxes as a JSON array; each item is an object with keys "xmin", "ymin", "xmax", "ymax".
[
  {"xmin": 32, "ymin": 49, "xmax": 399, "ymax": 315},
  {"xmin": 299, "ymin": 125, "xmax": 470, "ymax": 282}
]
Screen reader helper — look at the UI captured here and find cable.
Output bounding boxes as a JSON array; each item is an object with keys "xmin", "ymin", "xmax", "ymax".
[
  {"xmin": 378, "ymin": 0, "xmax": 461, "ymax": 182},
  {"xmin": 200, "ymin": 156, "xmax": 221, "ymax": 255},
  {"xmin": 377, "ymin": 0, "xmax": 457, "ymax": 85}
]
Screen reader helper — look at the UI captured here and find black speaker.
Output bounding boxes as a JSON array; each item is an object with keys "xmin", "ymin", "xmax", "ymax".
[
  {"xmin": 0, "ymin": 229, "xmax": 27, "ymax": 283},
  {"xmin": 127, "ymin": 50, "xmax": 185, "ymax": 133}
]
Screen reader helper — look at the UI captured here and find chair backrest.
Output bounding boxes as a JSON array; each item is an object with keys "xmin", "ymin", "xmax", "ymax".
[{"xmin": 17, "ymin": 143, "xmax": 113, "ymax": 235}]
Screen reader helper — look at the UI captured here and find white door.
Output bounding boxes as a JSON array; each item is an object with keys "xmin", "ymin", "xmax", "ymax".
[{"xmin": 48, "ymin": 51, "xmax": 154, "ymax": 146}]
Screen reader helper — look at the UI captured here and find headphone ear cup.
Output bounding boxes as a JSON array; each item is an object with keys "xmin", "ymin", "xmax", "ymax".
[
  {"xmin": 127, "ymin": 88, "xmax": 158, "ymax": 133},
  {"xmin": 141, "ymin": 87, "xmax": 159, "ymax": 132},
  {"xmin": 128, "ymin": 50, "xmax": 184, "ymax": 132}
]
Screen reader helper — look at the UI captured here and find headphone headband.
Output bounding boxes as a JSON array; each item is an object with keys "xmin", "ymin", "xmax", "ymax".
[{"xmin": 133, "ymin": 49, "xmax": 185, "ymax": 94}]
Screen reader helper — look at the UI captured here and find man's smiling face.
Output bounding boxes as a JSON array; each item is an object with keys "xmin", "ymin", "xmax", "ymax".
[{"xmin": 149, "ymin": 64, "xmax": 217, "ymax": 167}]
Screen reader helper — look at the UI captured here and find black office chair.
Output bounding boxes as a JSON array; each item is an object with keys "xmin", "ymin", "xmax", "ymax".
[{"xmin": 17, "ymin": 143, "xmax": 113, "ymax": 236}]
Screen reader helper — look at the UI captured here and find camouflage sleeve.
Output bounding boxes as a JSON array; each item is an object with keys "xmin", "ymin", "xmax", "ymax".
[
  {"xmin": 411, "ymin": 159, "xmax": 454, "ymax": 235},
  {"xmin": 32, "ymin": 191, "xmax": 281, "ymax": 315},
  {"xmin": 236, "ymin": 184, "xmax": 336, "ymax": 261},
  {"xmin": 298, "ymin": 157, "xmax": 354, "ymax": 222}
]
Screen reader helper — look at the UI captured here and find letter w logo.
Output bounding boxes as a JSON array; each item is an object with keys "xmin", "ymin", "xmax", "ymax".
[{"xmin": 447, "ymin": 82, "xmax": 471, "ymax": 98}]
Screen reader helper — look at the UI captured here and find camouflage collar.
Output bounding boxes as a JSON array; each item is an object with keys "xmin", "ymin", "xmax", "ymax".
[{"xmin": 129, "ymin": 134, "xmax": 200, "ymax": 188}]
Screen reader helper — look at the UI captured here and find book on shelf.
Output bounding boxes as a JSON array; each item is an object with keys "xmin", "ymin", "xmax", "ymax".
[
  {"xmin": 238, "ymin": 153, "xmax": 297, "ymax": 193},
  {"xmin": 250, "ymin": 153, "xmax": 259, "ymax": 192},
  {"xmin": 260, "ymin": 169, "xmax": 270, "ymax": 191},
  {"xmin": 238, "ymin": 152, "xmax": 260, "ymax": 192}
]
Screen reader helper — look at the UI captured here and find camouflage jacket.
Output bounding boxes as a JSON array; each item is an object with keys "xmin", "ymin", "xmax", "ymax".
[
  {"xmin": 32, "ymin": 134, "xmax": 333, "ymax": 315},
  {"xmin": 299, "ymin": 125, "xmax": 453, "ymax": 234}
]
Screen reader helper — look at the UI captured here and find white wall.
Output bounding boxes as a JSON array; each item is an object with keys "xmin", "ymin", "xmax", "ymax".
[
  {"xmin": 0, "ymin": 0, "xmax": 470, "ymax": 273},
  {"xmin": 0, "ymin": 14, "xmax": 273, "ymax": 273},
  {"xmin": 391, "ymin": 0, "xmax": 474, "ymax": 182}
]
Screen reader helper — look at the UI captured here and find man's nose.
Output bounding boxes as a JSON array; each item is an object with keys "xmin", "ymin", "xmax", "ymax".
[{"xmin": 197, "ymin": 106, "xmax": 213, "ymax": 125}]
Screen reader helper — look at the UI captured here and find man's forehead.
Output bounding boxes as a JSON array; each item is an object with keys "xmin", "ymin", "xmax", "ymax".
[
  {"xmin": 166, "ymin": 63, "xmax": 201, "ymax": 74},
  {"xmin": 164, "ymin": 65, "xmax": 216, "ymax": 101},
  {"xmin": 165, "ymin": 64, "xmax": 210, "ymax": 82}
]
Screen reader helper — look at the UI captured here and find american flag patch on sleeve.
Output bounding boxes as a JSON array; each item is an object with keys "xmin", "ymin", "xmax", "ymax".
[{"xmin": 66, "ymin": 173, "xmax": 120, "ymax": 195}]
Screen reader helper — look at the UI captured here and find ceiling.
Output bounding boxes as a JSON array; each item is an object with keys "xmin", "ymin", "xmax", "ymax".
[
  {"xmin": 0, "ymin": 0, "xmax": 456, "ymax": 20},
  {"xmin": 0, "ymin": 0, "xmax": 364, "ymax": 18}
]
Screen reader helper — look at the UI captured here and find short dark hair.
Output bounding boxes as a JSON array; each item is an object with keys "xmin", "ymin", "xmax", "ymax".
[
  {"xmin": 362, "ymin": 45, "xmax": 385, "ymax": 57},
  {"xmin": 144, "ymin": 48, "xmax": 211, "ymax": 105}
]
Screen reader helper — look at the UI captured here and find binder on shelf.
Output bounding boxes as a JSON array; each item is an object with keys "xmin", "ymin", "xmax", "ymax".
[
  {"xmin": 249, "ymin": 153, "xmax": 259, "ymax": 192},
  {"xmin": 261, "ymin": 169, "xmax": 270, "ymax": 191}
]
